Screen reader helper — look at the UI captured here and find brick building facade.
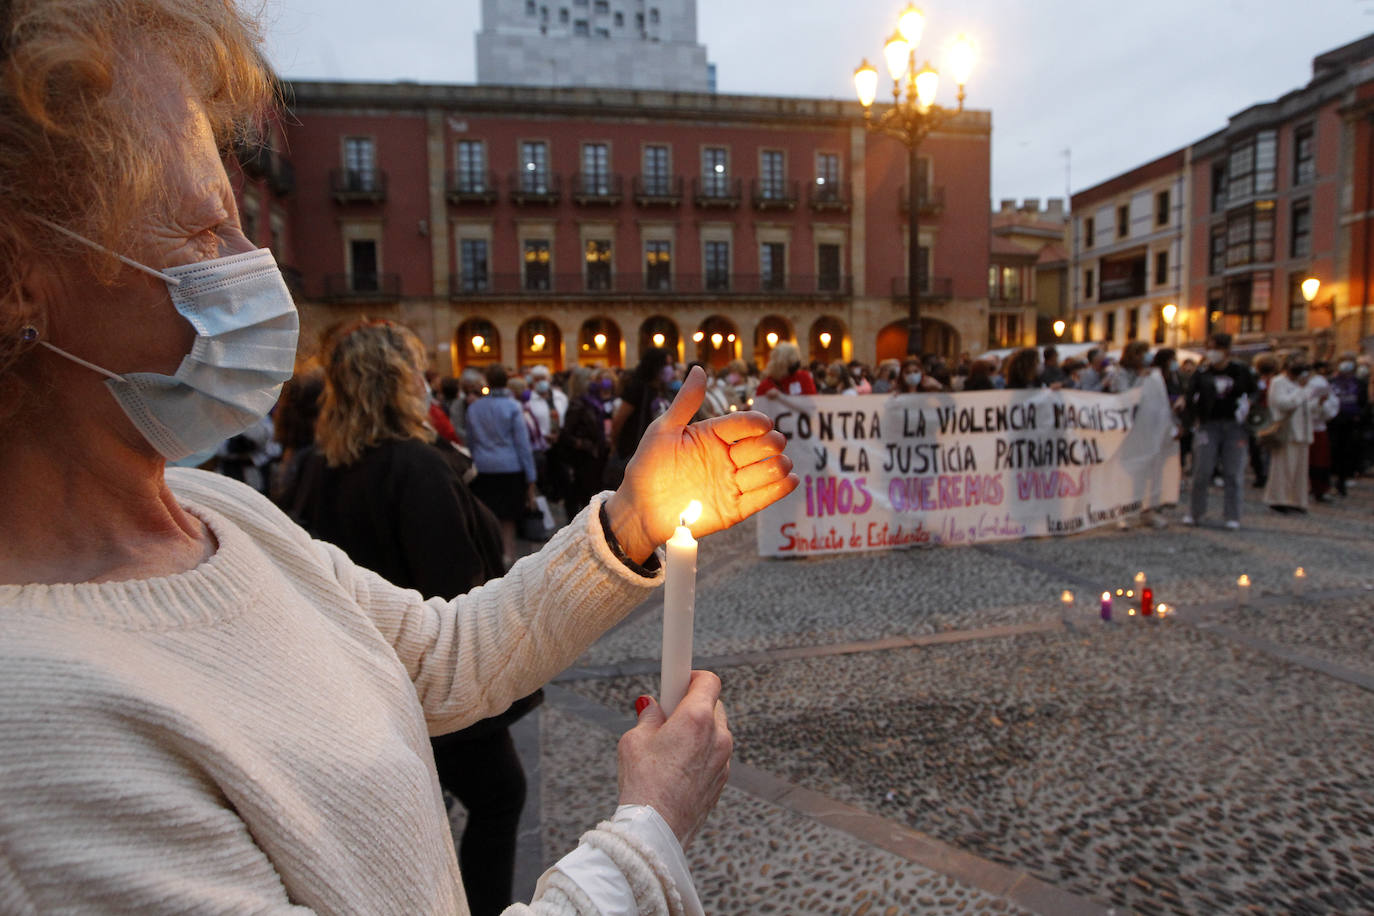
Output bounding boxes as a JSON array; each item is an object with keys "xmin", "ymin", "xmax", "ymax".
[{"xmin": 233, "ymin": 81, "xmax": 992, "ymax": 374}]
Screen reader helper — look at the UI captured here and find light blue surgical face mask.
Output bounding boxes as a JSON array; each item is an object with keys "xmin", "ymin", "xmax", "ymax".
[{"xmin": 25, "ymin": 220, "xmax": 299, "ymax": 461}]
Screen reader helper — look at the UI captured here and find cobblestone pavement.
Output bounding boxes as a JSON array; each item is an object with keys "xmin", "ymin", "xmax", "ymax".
[{"xmin": 521, "ymin": 478, "xmax": 1374, "ymax": 914}]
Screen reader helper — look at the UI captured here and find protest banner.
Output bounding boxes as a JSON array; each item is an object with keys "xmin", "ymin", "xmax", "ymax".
[{"xmin": 755, "ymin": 374, "xmax": 1180, "ymax": 557}]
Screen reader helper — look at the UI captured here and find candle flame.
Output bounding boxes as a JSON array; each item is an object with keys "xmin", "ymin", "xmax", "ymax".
[
  {"xmin": 1134, "ymin": 571, "xmax": 1146, "ymax": 583},
  {"xmin": 681, "ymin": 500, "xmax": 702, "ymax": 527},
  {"xmin": 1126, "ymin": 589, "xmax": 1135, "ymax": 598},
  {"xmin": 1115, "ymin": 588, "xmax": 1124, "ymax": 596},
  {"xmin": 1060, "ymin": 590, "xmax": 1074, "ymax": 604},
  {"xmin": 1101, "ymin": 591, "xmax": 1110, "ymax": 601},
  {"xmin": 1294, "ymin": 567, "xmax": 1306, "ymax": 578},
  {"xmin": 1128, "ymin": 608, "xmax": 1136, "ymax": 616},
  {"xmin": 1237, "ymin": 574, "xmax": 1250, "ymax": 587}
]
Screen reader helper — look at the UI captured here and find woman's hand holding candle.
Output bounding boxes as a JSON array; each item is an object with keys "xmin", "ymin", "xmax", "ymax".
[
  {"xmin": 604, "ymin": 366, "xmax": 798, "ymax": 563},
  {"xmin": 618, "ymin": 671, "xmax": 733, "ymax": 848}
]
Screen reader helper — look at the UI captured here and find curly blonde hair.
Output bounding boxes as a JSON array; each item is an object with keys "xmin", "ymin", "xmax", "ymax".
[
  {"xmin": 0, "ymin": 0, "xmax": 272, "ymax": 384},
  {"xmin": 316, "ymin": 320, "xmax": 434, "ymax": 467}
]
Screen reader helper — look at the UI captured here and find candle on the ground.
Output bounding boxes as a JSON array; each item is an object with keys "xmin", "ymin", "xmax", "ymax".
[
  {"xmin": 1141, "ymin": 587, "xmax": 1154, "ymax": 617},
  {"xmin": 1134, "ymin": 571, "xmax": 1147, "ymax": 588},
  {"xmin": 1237, "ymin": 574, "xmax": 1251, "ymax": 608},
  {"xmin": 1100, "ymin": 591, "xmax": 1112, "ymax": 621},
  {"xmin": 660, "ymin": 500, "xmax": 702, "ymax": 716},
  {"xmin": 1061, "ymin": 590, "xmax": 1075, "ymax": 616}
]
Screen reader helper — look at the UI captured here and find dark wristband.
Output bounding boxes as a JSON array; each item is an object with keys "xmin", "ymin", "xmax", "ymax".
[{"xmin": 599, "ymin": 502, "xmax": 661, "ymax": 577}]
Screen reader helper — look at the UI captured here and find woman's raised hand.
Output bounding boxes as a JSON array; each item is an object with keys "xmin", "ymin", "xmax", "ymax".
[{"xmin": 603, "ymin": 366, "xmax": 797, "ymax": 561}]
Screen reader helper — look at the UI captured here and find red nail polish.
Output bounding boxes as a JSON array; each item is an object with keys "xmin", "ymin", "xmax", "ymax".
[{"xmin": 635, "ymin": 696, "xmax": 651, "ymax": 715}]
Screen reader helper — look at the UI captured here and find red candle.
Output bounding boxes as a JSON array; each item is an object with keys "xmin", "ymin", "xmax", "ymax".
[{"xmin": 1141, "ymin": 587, "xmax": 1154, "ymax": 617}]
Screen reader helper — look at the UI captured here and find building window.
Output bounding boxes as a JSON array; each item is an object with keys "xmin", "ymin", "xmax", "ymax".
[
  {"xmin": 456, "ymin": 141, "xmax": 486, "ymax": 193},
  {"xmin": 649, "ymin": 7, "xmax": 659, "ymax": 23},
  {"xmin": 460, "ymin": 239, "xmax": 489, "ymax": 292},
  {"xmin": 573, "ymin": 19, "xmax": 589, "ymax": 34},
  {"xmin": 523, "ymin": 239, "xmax": 551, "ymax": 291},
  {"xmin": 815, "ymin": 152, "xmax": 840, "ymax": 199},
  {"xmin": 1084, "ymin": 216, "xmax": 1094, "ymax": 249},
  {"xmin": 582, "ymin": 142, "xmax": 610, "ymax": 194},
  {"xmin": 614, "ymin": 11, "xmax": 623, "ymax": 26},
  {"xmin": 585, "ymin": 239, "xmax": 611, "ymax": 290},
  {"xmin": 1127, "ymin": 306, "xmax": 1139, "ymax": 341},
  {"xmin": 760, "ymin": 242, "xmax": 785, "ymax": 291},
  {"xmin": 520, "ymin": 141, "xmax": 549, "ymax": 193},
  {"xmin": 1081, "ymin": 314, "xmax": 1093, "ymax": 341},
  {"xmin": 1225, "ymin": 273, "xmax": 1272, "ymax": 317},
  {"xmin": 1210, "ymin": 227, "xmax": 1226, "ymax": 276},
  {"xmin": 988, "ymin": 265, "xmax": 998, "ymax": 298},
  {"xmin": 1227, "ymin": 130, "xmax": 1277, "ymax": 203},
  {"xmin": 1083, "ymin": 267, "xmax": 1094, "ymax": 299},
  {"xmin": 559, "ymin": 8, "xmax": 569, "ymax": 22},
  {"xmin": 760, "ymin": 150, "xmax": 785, "ymax": 199},
  {"xmin": 1117, "ymin": 204, "xmax": 1129, "ymax": 239},
  {"xmin": 704, "ymin": 240, "xmax": 729, "ymax": 290},
  {"xmin": 1211, "ymin": 161, "xmax": 1227, "ymax": 213},
  {"xmin": 645, "ymin": 240, "xmax": 671, "ymax": 290},
  {"xmin": 702, "ymin": 147, "xmax": 728, "ymax": 196},
  {"xmin": 1105, "ymin": 310, "xmax": 1117, "ymax": 343},
  {"xmin": 643, "ymin": 145, "xmax": 669, "ymax": 195},
  {"xmin": 1153, "ymin": 306, "xmax": 1167, "ymax": 344},
  {"xmin": 1291, "ymin": 198, "xmax": 1312, "ymax": 259},
  {"xmin": 594, "ymin": 27, "xmax": 609, "ymax": 37},
  {"xmin": 1001, "ymin": 265, "xmax": 1021, "ymax": 301},
  {"xmin": 987, "ymin": 313, "xmax": 1019, "ymax": 349},
  {"xmin": 1293, "ymin": 124, "xmax": 1315, "ymax": 186},
  {"xmin": 526, "ymin": 0, "xmax": 536, "ymax": 13},
  {"xmin": 1155, "ymin": 250, "xmax": 1168, "ymax": 286},
  {"xmin": 1288, "ymin": 272, "xmax": 1308, "ymax": 330},
  {"xmin": 343, "ymin": 137, "xmax": 376, "ymax": 191},
  {"xmin": 1226, "ymin": 202, "xmax": 1275, "ymax": 267},
  {"xmin": 593, "ymin": 0, "xmax": 608, "ymax": 12},
  {"xmin": 349, "ymin": 238, "xmax": 378, "ymax": 292},
  {"xmin": 1156, "ymin": 190, "xmax": 1170, "ymax": 227},
  {"xmin": 818, "ymin": 243, "xmax": 841, "ymax": 291}
]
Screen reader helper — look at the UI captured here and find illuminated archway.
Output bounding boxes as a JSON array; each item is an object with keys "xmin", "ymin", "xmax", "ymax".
[
  {"xmin": 578, "ymin": 316, "xmax": 623, "ymax": 368},
  {"xmin": 753, "ymin": 315, "xmax": 794, "ymax": 368},
  {"xmin": 456, "ymin": 317, "xmax": 500, "ymax": 369},
  {"xmin": 517, "ymin": 317, "xmax": 563, "ymax": 372},
  {"xmin": 639, "ymin": 316, "xmax": 681, "ymax": 361},
  {"xmin": 875, "ymin": 318, "xmax": 961, "ymax": 362},
  {"xmin": 809, "ymin": 315, "xmax": 848, "ymax": 365},
  {"xmin": 692, "ymin": 315, "xmax": 739, "ymax": 369}
]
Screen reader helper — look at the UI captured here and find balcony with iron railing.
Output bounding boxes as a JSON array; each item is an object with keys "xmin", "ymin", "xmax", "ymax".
[
  {"xmin": 447, "ymin": 170, "xmax": 499, "ymax": 205},
  {"xmin": 448, "ymin": 272, "xmax": 853, "ymax": 298},
  {"xmin": 329, "ymin": 168, "xmax": 387, "ymax": 204},
  {"xmin": 889, "ymin": 276, "xmax": 955, "ymax": 300},
  {"xmin": 571, "ymin": 172, "xmax": 624, "ymax": 206},
  {"xmin": 751, "ymin": 178, "xmax": 800, "ymax": 211},
  {"xmin": 633, "ymin": 175, "xmax": 684, "ymax": 207},
  {"xmin": 808, "ymin": 180, "xmax": 851, "ymax": 213},
  {"xmin": 897, "ymin": 185, "xmax": 946, "ymax": 216},
  {"xmin": 508, "ymin": 172, "xmax": 562, "ymax": 206},
  {"xmin": 691, "ymin": 176, "xmax": 743, "ymax": 209},
  {"xmin": 322, "ymin": 272, "xmax": 402, "ymax": 300}
]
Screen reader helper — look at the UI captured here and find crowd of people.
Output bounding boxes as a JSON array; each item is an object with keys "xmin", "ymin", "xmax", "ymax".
[{"xmin": 256, "ymin": 334, "xmax": 1374, "ymax": 541}]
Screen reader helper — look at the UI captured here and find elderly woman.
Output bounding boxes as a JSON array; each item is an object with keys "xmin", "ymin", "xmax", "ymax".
[{"xmin": 0, "ymin": 3, "xmax": 797, "ymax": 914}]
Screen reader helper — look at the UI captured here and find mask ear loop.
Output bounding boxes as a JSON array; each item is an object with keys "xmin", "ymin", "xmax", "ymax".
[
  {"xmin": 20, "ymin": 325, "xmax": 125, "ymax": 383},
  {"xmin": 32, "ymin": 216, "xmax": 181, "ymax": 287}
]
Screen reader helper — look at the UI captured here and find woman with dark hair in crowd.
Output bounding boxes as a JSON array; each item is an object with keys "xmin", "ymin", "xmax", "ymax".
[
  {"xmin": 1003, "ymin": 347, "xmax": 1042, "ymax": 390},
  {"xmin": 962, "ymin": 359, "xmax": 996, "ymax": 391},
  {"xmin": 606, "ymin": 345, "xmax": 674, "ymax": 487},
  {"xmin": 294, "ymin": 320, "xmax": 527, "ymax": 915},
  {"xmin": 553, "ymin": 366, "xmax": 610, "ymax": 518}
]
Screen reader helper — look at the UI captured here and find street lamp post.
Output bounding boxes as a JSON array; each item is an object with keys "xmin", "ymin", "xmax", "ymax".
[{"xmin": 855, "ymin": 6, "xmax": 974, "ymax": 357}]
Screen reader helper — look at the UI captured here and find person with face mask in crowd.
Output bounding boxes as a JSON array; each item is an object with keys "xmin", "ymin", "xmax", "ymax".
[
  {"xmin": 606, "ymin": 346, "xmax": 675, "ymax": 488},
  {"xmin": 1181, "ymin": 333, "xmax": 1256, "ymax": 528},
  {"xmin": 1265, "ymin": 353, "xmax": 1319, "ymax": 513},
  {"xmin": 755, "ymin": 341, "xmax": 816, "ymax": 398},
  {"xmin": 1327, "ymin": 356, "xmax": 1366, "ymax": 497}
]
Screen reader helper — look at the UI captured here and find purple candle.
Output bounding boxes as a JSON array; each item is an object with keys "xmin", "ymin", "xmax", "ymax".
[{"xmin": 1100, "ymin": 591, "xmax": 1112, "ymax": 621}]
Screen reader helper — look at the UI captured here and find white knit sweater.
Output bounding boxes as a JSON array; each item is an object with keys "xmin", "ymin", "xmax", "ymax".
[{"xmin": 0, "ymin": 469, "xmax": 684, "ymax": 915}]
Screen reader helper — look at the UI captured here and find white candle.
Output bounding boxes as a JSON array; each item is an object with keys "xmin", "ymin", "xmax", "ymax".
[
  {"xmin": 660, "ymin": 500, "xmax": 702, "ymax": 716},
  {"xmin": 1237, "ymin": 574, "xmax": 1251, "ymax": 608}
]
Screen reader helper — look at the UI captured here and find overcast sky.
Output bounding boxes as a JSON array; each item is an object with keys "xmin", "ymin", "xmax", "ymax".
[{"xmin": 261, "ymin": 0, "xmax": 1374, "ymax": 205}]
